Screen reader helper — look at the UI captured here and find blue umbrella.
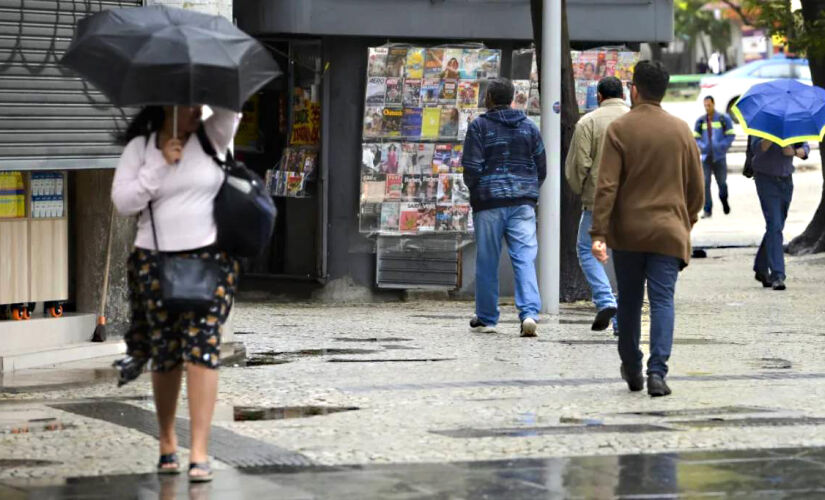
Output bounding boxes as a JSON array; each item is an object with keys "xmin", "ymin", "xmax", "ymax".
[{"xmin": 731, "ymin": 79, "xmax": 825, "ymax": 147}]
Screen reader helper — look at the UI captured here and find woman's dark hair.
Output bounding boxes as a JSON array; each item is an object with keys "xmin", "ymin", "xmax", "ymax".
[{"xmin": 117, "ymin": 106, "xmax": 165, "ymax": 145}]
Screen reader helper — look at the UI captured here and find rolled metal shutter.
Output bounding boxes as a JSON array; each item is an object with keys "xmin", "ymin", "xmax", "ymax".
[{"xmin": 0, "ymin": 0, "xmax": 142, "ymax": 171}]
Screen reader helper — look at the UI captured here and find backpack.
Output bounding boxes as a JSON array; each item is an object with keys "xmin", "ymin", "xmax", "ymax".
[{"xmin": 196, "ymin": 126, "xmax": 277, "ymax": 257}]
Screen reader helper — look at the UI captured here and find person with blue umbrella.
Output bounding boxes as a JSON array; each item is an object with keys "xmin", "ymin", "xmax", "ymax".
[{"xmin": 732, "ymin": 79, "xmax": 822, "ymax": 291}]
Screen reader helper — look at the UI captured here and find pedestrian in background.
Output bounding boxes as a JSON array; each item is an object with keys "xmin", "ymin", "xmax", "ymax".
[
  {"xmin": 462, "ymin": 78, "xmax": 546, "ymax": 337},
  {"xmin": 749, "ymin": 137, "xmax": 809, "ymax": 290},
  {"xmin": 111, "ymin": 104, "xmax": 241, "ymax": 482},
  {"xmin": 591, "ymin": 61, "xmax": 704, "ymax": 397},
  {"xmin": 694, "ymin": 96, "xmax": 736, "ymax": 218},
  {"xmin": 565, "ymin": 76, "xmax": 628, "ymax": 334}
]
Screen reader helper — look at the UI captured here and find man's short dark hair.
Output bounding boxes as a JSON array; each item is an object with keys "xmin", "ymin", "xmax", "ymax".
[
  {"xmin": 632, "ymin": 60, "xmax": 670, "ymax": 102},
  {"xmin": 704, "ymin": 96, "xmax": 715, "ymax": 103},
  {"xmin": 486, "ymin": 78, "xmax": 515, "ymax": 107},
  {"xmin": 597, "ymin": 77, "xmax": 623, "ymax": 99}
]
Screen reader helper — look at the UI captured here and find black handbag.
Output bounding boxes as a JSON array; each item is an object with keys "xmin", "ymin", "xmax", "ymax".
[
  {"xmin": 148, "ymin": 203, "xmax": 220, "ymax": 315},
  {"xmin": 196, "ymin": 126, "xmax": 277, "ymax": 257},
  {"xmin": 743, "ymin": 135, "xmax": 754, "ymax": 179}
]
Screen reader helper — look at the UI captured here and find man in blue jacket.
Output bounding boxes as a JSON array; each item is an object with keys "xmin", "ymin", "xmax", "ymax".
[
  {"xmin": 694, "ymin": 96, "xmax": 736, "ymax": 217},
  {"xmin": 462, "ymin": 78, "xmax": 547, "ymax": 337}
]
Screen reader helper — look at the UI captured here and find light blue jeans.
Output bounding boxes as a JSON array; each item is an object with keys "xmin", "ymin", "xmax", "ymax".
[
  {"xmin": 473, "ymin": 205, "xmax": 541, "ymax": 325},
  {"xmin": 577, "ymin": 211, "xmax": 618, "ymax": 328}
]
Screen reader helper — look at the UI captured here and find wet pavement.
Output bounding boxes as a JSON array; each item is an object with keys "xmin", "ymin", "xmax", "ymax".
[{"xmin": 4, "ymin": 247, "xmax": 825, "ymax": 497}]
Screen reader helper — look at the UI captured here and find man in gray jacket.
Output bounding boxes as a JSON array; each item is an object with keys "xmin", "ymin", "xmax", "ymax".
[{"xmin": 564, "ymin": 77, "xmax": 629, "ymax": 333}]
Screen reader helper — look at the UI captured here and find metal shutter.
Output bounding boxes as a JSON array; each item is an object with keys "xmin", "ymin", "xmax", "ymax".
[
  {"xmin": 376, "ymin": 236, "xmax": 461, "ymax": 290},
  {"xmin": 0, "ymin": 0, "xmax": 142, "ymax": 171}
]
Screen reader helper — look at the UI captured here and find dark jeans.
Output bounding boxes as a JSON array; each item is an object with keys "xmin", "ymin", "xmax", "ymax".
[
  {"xmin": 753, "ymin": 173, "xmax": 793, "ymax": 281},
  {"xmin": 703, "ymin": 159, "xmax": 728, "ymax": 214},
  {"xmin": 613, "ymin": 250, "xmax": 681, "ymax": 377}
]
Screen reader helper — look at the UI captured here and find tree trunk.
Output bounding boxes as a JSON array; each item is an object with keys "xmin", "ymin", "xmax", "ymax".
[
  {"xmin": 787, "ymin": 0, "xmax": 825, "ymax": 255},
  {"xmin": 531, "ymin": 0, "xmax": 590, "ymax": 302}
]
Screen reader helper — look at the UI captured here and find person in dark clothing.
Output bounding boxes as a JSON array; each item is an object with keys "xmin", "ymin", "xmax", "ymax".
[
  {"xmin": 462, "ymin": 78, "xmax": 547, "ymax": 337},
  {"xmin": 694, "ymin": 96, "xmax": 736, "ymax": 218},
  {"xmin": 749, "ymin": 136, "xmax": 809, "ymax": 290}
]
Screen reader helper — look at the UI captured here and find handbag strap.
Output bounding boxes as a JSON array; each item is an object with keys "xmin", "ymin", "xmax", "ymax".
[
  {"xmin": 147, "ymin": 202, "xmax": 161, "ymax": 252},
  {"xmin": 196, "ymin": 125, "xmax": 234, "ymax": 171}
]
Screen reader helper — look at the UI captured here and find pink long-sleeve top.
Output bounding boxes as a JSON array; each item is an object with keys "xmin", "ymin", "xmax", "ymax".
[{"xmin": 111, "ymin": 108, "xmax": 241, "ymax": 252}]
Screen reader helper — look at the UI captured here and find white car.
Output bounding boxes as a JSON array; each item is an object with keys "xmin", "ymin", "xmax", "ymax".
[{"xmin": 697, "ymin": 56, "xmax": 811, "ymax": 121}]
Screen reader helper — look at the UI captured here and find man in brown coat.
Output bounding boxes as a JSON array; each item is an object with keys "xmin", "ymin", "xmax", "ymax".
[{"xmin": 591, "ymin": 61, "xmax": 704, "ymax": 397}]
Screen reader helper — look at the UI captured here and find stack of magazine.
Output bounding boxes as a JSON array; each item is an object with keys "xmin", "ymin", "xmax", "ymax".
[
  {"xmin": 360, "ymin": 45, "xmax": 501, "ymax": 235},
  {"xmin": 267, "ymin": 147, "xmax": 319, "ymax": 198}
]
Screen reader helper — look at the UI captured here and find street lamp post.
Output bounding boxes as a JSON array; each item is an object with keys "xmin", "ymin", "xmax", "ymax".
[{"xmin": 538, "ymin": 0, "xmax": 561, "ymax": 315}]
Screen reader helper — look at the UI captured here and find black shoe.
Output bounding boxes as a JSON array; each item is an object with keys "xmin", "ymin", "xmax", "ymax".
[
  {"xmin": 469, "ymin": 317, "xmax": 497, "ymax": 333},
  {"xmin": 647, "ymin": 374, "xmax": 671, "ymax": 397},
  {"xmin": 772, "ymin": 279, "xmax": 786, "ymax": 291},
  {"xmin": 591, "ymin": 307, "xmax": 617, "ymax": 331},
  {"xmin": 755, "ymin": 272, "xmax": 772, "ymax": 288},
  {"xmin": 113, "ymin": 356, "xmax": 148, "ymax": 387},
  {"xmin": 621, "ymin": 365, "xmax": 644, "ymax": 392},
  {"xmin": 721, "ymin": 198, "xmax": 730, "ymax": 215},
  {"xmin": 692, "ymin": 249, "xmax": 707, "ymax": 258}
]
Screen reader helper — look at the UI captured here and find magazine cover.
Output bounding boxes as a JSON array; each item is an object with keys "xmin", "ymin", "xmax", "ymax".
[
  {"xmin": 458, "ymin": 109, "xmax": 482, "ymax": 140},
  {"xmin": 382, "ymin": 107, "xmax": 403, "ymax": 136},
  {"xmin": 363, "ymin": 106, "xmax": 384, "ymax": 138},
  {"xmin": 441, "ymin": 49, "xmax": 463, "ymax": 79},
  {"xmin": 432, "ymin": 144, "xmax": 453, "ymax": 173},
  {"xmin": 421, "ymin": 175, "xmax": 439, "ymax": 203},
  {"xmin": 452, "ymin": 174, "xmax": 470, "ymax": 204},
  {"xmin": 359, "ymin": 202, "xmax": 382, "ymax": 232},
  {"xmin": 405, "ymin": 48, "xmax": 425, "ymax": 79},
  {"xmin": 451, "ymin": 205, "xmax": 471, "ymax": 232},
  {"xmin": 366, "ymin": 77, "xmax": 386, "ymax": 105},
  {"xmin": 617, "ymin": 52, "xmax": 639, "ymax": 82},
  {"xmin": 416, "ymin": 143, "xmax": 435, "ymax": 172},
  {"xmin": 399, "ymin": 202, "xmax": 422, "ymax": 233},
  {"xmin": 421, "ymin": 78, "xmax": 441, "ymax": 106},
  {"xmin": 417, "ymin": 204, "xmax": 437, "ymax": 232},
  {"xmin": 578, "ymin": 51, "xmax": 598, "ymax": 81},
  {"xmin": 437, "ymin": 173, "xmax": 453, "ymax": 205},
  {"xmin": 399, "ymin": 143, "xmax": 418, "ymax": 175},
  {"xmin": 439, "ymin": 79, "xmax": 458, "ymax": 104},
  {"xmin": 512, "ymin": 80, "xmax": 530, "ymax": 110},
  {"xmin": 439, "ymin": 107, "xmax": 460, "ymax": 138},
  {"xmin": 287, "ymin": 172, "xmax": 305, "ymax": 197},
  {"xmin": 303, "ymin": 151, "xmax": 318, "ymax": 181},
  {"xmin": 401, "ymin": 107, "xmax": 423, "ymax": 138},
  {"xmin": 380, "ymin": 143, "xmax": 401, "ymax": 174},
  {"xmin": 380, "ymin": 202, "xmax": 401, "ymax": 232},
  {"xmin": 276, "ymin": 171, "xmax": 288, "ymax": 197},
  {"xmin": 527, "ymin": 82, "xmax": 541, "ymax": 115},
  {"xmin": 478, "ymin": 49, "xmax": 501, "ymax": 79},
  {"xmin": 477, "ymin": 80, "xmax": 489, "ymax": 108},
  {"xmin": 424, "ymin": 48, "xmax": 444, "ymax": 78},
  {"xmin": 368, "ymin": 47, "xmax": 388, "ymax": 77},
  {"xmin": 386, "ymin": 47, "xmax": 407, "ymax": 77},
  {"xmin": 436, "ymin": 205, "xmax": 452, "ymax": 231},
  {"xmin": 385, "ymin": 173, "xmax": 403, "ymax": 199},
  {"xmin": 450, "ymin": 144, "xmax": 463, "ymax": 173},
  {"xmin": 604, "ymin": 50, "xmax": 619, "ymax": 77},
  {"xmin": 385, "ymin": 77, "xmax": 403, "ymax": 106},
  {"xmin": 458, "ymin": 80, "xmax": 479, "ymax": 109},
  {"xmin": 360, "ymin": 174, "xmax": 387, "ymax": 203},
  {"xmin": 401, "ymin": 175, "xmax": 422, "ymax": 201},
  {"xmin": 460, "ymin": 49, "xmax": 480, "ymax": 79},
  {"xmin": 421, "ymin": 107, "xmax": 441, "ymax": 138},
  {"xmin": 361, "ymin": 143, "xmax": 382, "ymax": 174},
  {"xmin": 403, "ymin": 78, "xmax": 422, "ymax": 107}
]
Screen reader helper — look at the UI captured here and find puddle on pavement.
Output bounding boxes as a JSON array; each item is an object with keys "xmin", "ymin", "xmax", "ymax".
[
  {"xmin": 245, "ymin": 356, "xmax": 292, "ymax": 367},
  {"xmin": 380, "ymin": 345, "xmax": 422, "ymax": 350},
  {"xmin": 410, "ymin": 314, "xmax": 465, "ymax": 320},
  {"xmin": 758, "ymin": 358, "xmax": 793, "ymax": 369},
  {"xmin": 559, "ymin": 319, "xmax": 594, "ymax": 325},
  {"xmin": 549, "ymin": 338, "xmax": 732, "ymax": 346},
  {"xmin": 245, "ymin": 348, "xmax": 380, "ymax": 366},
  {"xmin": 233, "ymin": 405, "xmax": 359, "ymax": 421},
  {"xmin": 0, "ymin": 458, "xmax": 61, "ymax": 468},
  {"xmin": 433, "ymin": 423, "xmax": 673, "ymax": 438},
  {"xmin": 334, "ymin": 337, "xmax": 413, "ymax": 342},
  {"xmin": 328, "ymin": 358, "xmax": 455, "ymax": 363},
  {"xmin": 617, "ymin": 406, "xmax": 775, "ymax": 418}
]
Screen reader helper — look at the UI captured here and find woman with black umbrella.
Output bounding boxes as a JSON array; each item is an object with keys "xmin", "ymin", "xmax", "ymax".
[{"xmin": 111, "ymin": 104, "xmax": 241, "ymax": 482}]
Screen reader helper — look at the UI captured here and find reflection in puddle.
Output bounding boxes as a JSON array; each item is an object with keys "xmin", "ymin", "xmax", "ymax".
[
  {"xmin": 234, "ymin": 406, "xmax": 359, "ymax": 421},
  {"xmin": 334, "ymin": 337, "xmax": 413, "ymax": 343},
  {"xmin": 0, "ymin": 458, "xmax": 61, "ymax": 467}
]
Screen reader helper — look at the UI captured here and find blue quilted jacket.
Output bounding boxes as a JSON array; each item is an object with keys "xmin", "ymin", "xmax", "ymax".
[{"xmin": 461, "ymin": 108, "xmax": 547, "ymax": 212}]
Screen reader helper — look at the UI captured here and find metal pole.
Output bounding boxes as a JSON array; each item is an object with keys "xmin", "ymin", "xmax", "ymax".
[
  {"xmin": 173, "ymin": 106, "xmax": 178, "ymax": 139},
  {"xmin": 538, "ymin": 0, "xmax": 561, "ymax": 315}
]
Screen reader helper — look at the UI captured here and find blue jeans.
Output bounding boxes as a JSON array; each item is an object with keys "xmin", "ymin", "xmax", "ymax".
[
  {"xmin": 577, "ymin": 211, "xmax": 618, "ymax": 327},
  {"xmin": 613, "ymin": 251, "xmax": 681, "ymax": 376},
  {"xmin": 473, "ymin": 205, "xmax": 541, "ymax": 325},
  {"xmin": 753, "ymin": 173, "xmax": 793, "ymax": 281},
  {"xmin": 703, "ymin": 159, "xmax": 728, "ymax": 214}
]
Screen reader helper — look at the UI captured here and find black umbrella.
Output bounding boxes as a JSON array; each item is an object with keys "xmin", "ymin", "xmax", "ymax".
[{"xmin": 60, "ymin": 5, "xmax": 280, "ymax": 114}]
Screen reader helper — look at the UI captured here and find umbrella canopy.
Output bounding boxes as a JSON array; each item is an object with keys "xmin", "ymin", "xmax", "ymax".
[
  {"xmin": 732, "ymin": 79, "xmax": 825, "ymax": 147},
  {"xmin": 60, "ymin": 5, "xmax": 281, "ymax": 112}
]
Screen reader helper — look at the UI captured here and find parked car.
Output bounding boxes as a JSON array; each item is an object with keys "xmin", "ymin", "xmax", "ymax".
[{"xmin": 697, "ymin": 56, "xmax": 811, "ymax": 122}]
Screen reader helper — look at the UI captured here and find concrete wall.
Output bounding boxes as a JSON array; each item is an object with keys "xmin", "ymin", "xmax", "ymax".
[{"xmin": 146, "ymin": 0, "xmax": 231, "ymax": 19}]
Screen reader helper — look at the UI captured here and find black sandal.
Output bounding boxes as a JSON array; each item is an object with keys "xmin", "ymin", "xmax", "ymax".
[
  {"xmin": 157, "ymin": 453, "xmax": 180, "ymax": 474},
  {"xmin": 188, "ymin": 462, "xmax": 213, "ymax": 483}
]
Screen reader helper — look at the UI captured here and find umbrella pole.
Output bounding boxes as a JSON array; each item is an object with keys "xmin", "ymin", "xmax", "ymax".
[{"xmin": 173, "ymin": 106, "xmax": 178, "ymax": 140}]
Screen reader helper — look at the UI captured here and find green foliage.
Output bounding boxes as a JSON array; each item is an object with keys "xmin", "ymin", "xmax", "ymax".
[
  {"xmin": 736, "ymin": 0, "xmax": 825, "ymax": 57},
  {"xmin": 675, "ymin": 0, "xmax": 732, "ymax": 55}
]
